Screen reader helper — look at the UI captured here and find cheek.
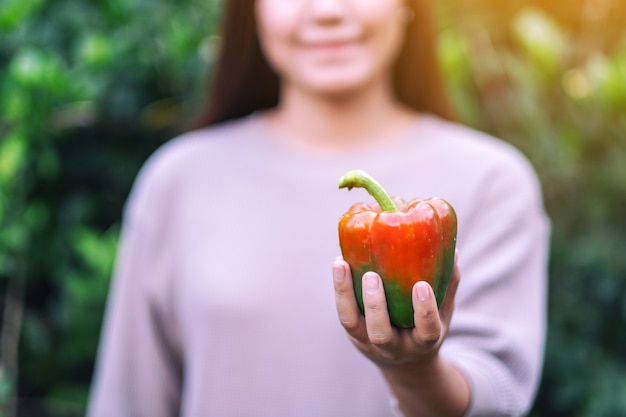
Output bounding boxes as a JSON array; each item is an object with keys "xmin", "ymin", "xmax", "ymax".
[
  {"xmin": 362, "ymin": 5, "xmax": 406, "ymax": 46},
  {"xmin": 365, "ymin": 8, "xmax": 407, "ymax": 65},
  {"xmin": 255, "ymin": 0, "xmax": 299, "ymax": 65}
]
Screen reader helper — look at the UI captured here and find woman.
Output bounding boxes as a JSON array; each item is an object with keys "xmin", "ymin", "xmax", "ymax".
[{"xmin": 87, "ymin": 0, "xmax": 549, "ymax": 416}]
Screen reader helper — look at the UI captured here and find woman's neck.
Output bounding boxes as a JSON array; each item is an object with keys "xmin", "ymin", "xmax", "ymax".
[{"xmin": 263, "ymin": 80, "xmax": 418, "ymax": 155}]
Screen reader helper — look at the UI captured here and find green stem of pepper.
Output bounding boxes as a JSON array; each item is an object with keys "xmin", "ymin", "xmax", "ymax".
[{"xmin": 338, "ymin": 169, "xmax": 398, "ymax": 212}]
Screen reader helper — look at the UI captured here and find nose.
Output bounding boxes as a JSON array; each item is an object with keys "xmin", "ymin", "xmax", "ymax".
[{"xmin": 307, "ymin": 0, "xmax": 347, "ymax": 26}]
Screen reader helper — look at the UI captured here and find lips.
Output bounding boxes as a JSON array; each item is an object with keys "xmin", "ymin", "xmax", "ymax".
[
  {"xmin": 300, "ymin": 29, "xmax": 362, "ymax": 48},
  {"xmin": 307, "ymin": 40, "xmax": 354, "ymax": 51},
  {"xmin": 298, "ymin": 30, "xmax": 364, "ymax": 60},
  {"xmin": 301, "ymin": 36, "xmax": 362, "ymax": 53}
]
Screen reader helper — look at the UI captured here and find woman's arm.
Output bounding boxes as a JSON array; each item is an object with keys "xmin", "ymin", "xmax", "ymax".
[
  {"xmin": 87, "ymin": 217, "xmax": 183, "ymax": 417},
  {"xmin": 87, "ymin": 154, "xmax": 184, "ymax": 417}
]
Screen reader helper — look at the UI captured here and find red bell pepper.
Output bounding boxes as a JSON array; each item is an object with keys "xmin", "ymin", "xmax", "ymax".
[{"xmin": 338, "ymin": 169, "xmax": 457, "ymax": 328}]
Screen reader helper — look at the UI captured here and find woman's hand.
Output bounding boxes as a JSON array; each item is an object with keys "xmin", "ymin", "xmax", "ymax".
[
  {"xmin": 332, "ymin": 254, "xmax": 469, "ymax": 417},
  {"xmin": 332, "ymin": 254, "xmax": 460, "ymax": 367}
]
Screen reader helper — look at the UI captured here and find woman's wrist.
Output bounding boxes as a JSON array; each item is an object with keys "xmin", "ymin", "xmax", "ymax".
[
  {"xmin": 381, "ymin": 354, "xmax": 470, "ymax": 417},
  {"xmin": 380, "ymin": 353, "xmax": 443, "ymax": 387}
]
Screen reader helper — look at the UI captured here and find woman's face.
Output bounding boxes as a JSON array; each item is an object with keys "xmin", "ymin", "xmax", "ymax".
[{"xmin": 255, "ymin": 0, "xmax": 409, "ymax": 98}]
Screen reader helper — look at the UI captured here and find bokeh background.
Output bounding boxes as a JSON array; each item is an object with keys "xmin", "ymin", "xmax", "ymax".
[{"xmin": 0, "ymin": 0, "xmax": 624, "ymax": 416}]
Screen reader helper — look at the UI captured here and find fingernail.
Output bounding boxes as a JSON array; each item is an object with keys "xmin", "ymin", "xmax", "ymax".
[
  {"xmin": 364, "ymin": 273, "xmax": 379, "ymax": 293},
  {"xmin": 416, "ymin": 281, "xmax": 430, "ymax": 302},
  {"xmin": 333, "ymin": 264, "xmax": 344, "ymax": 282},
  {"xmin": 333, "ymin": 258, "xmax": 346, "ymax": 282}
]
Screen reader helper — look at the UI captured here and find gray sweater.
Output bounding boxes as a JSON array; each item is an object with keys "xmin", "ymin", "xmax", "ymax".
[{"xmin": 87, "ymin": 113, "xmax": 550, "ymax": 417}]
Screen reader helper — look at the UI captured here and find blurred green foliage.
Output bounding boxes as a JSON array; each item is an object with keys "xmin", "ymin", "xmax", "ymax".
[
  {"xmin": 0, "ymin": 0, "xmax": 220, "ymax": 415},
  {"xmin": 0, "ymin": 0, "xmax": 624, "ymax": 416}
]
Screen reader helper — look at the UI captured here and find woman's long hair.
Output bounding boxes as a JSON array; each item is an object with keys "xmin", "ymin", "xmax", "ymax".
[{"xmin": 192, "ymin": 0, "xmax": 454, "ymax": 129}]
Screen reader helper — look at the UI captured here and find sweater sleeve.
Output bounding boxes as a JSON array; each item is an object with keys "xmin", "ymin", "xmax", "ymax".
[
  {"xmin": 86, "ymin": 156, "xmax": 184, "ymax": 417},
  {"xmin": 441, "ymin": 156, "xmax": 550, "ymax": 417}
]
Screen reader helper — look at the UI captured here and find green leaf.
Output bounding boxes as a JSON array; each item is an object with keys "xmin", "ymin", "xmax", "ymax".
[
  {"xmin": 588, "ymin": 52, "xmax": 626, "ymax": 105},
  {"xmin": 78, "ymin": 33, "xmax": 113, "ymax": 69},
  {"xmin": 9, "ymin": 47, "xmax": 69, "ymax": 92},
  {"xmin": 0, "ymin": 130, "xmax": 27, "ymax": 185},
  {"xmin": 71, "ymin": 225, "xmax": 119, "ymax": 277},
  {"xmin": 512, "ymin": 8, "xmax": 568, "ymax": 76},
  {"xmin": 8, "ymin": 47, "xmax": 48, "ymax": 87},
  {"xmin": 0, "ymin": 84, "xmax": 30, "ymax": 122},
  {"xmin": 0, "ymin": 0, "xmax": 44, "ymax": 31}
]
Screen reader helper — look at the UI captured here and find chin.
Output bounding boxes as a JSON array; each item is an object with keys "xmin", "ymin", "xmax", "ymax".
[{"xmin": 301, "ymin": 70, "xmax": 376, "ymax": 98}]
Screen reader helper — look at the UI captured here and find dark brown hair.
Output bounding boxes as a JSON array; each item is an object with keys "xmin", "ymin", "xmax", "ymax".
[{"xmin": 192, "ymin": 0, "xmax": 454, "ymax": 128}]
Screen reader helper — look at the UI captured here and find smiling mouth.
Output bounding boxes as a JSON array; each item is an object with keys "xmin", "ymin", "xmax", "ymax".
[
  {"xmin": 305, "ymin": 40, "xmax": 359, "ymax": 53},
  {"xmin": 311, "ymin": 40, "xmax": 353, "ymax": 47}
]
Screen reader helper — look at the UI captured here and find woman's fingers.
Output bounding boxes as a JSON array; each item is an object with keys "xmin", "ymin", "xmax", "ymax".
[
  {"xmin": 333, "ymin": 261, "xmax": 398, "ymax": 353},
  {"xmin": 334, "ymin": 257, "xmax": 461, "ymax": 359},
  {"xmin": 411, "ymin": 281, "xmax": 442, "ymax": 349},
  {"xmin": 332, "ymin": 258, "xmax": 366, "ymax": 337},
  {"xmin": 410, "ymin": 253, "xmax": 461, "ymax": 351},
  {"xmin": 361, "ymin": 272, "xmax": 395, "ymax": 348}
]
